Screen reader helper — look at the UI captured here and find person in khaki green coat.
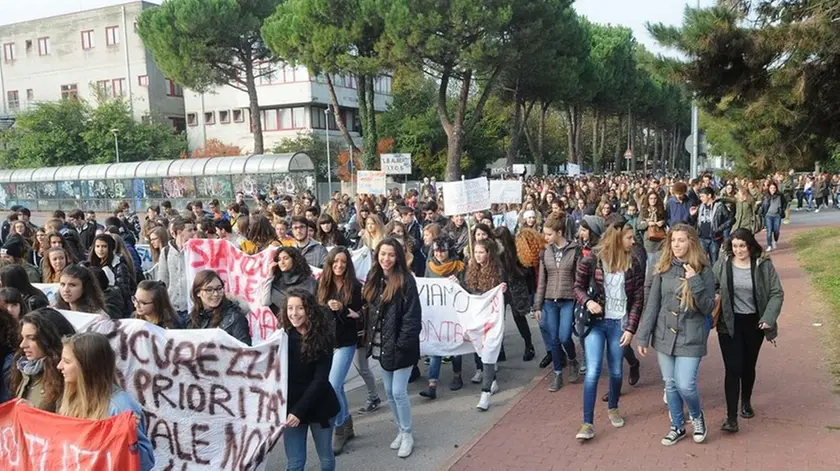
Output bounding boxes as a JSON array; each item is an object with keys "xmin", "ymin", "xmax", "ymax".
[
  {"xmin": 712, "ymin": 228, "xmax": 783, "ymax": 433},
  {"xmin": 722, "ymin": 187, "xmax": 756, "ymax": 234},
  {"xmin": 10, "ymin": 308, "xmax": 76, "ymax": 412}
]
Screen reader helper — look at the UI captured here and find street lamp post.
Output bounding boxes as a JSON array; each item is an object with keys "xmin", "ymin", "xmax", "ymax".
[
  {"xmin": 111, "ymin": 128, "xmax": 121, "ymax": 163},
  {"xmin": 325, "ymin": 106, "xmax": 332, "ymax": 198}
]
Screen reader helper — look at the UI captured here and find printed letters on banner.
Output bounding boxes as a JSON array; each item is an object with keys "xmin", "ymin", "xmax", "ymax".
[
  {"xmin": 380, "ymin": 153, "xmax": 412, "ymax": 175},
  {"xmin": 356, "ymin": 171, "xmax": 387, "ymax": 196},
  {"xmin": 183, "ymin": 238, "xmax": 278, "ymax": 344},
  {"xmin": 61, "ymin": 315, "xmax": 288, "ymax": 471},
  {"xmin": 416, "ymin": 278, "xmax": 505, "ymax": 364},
  {"xmin": 0, "ymin": 399, "xmax": 141, "ymax": 471}
]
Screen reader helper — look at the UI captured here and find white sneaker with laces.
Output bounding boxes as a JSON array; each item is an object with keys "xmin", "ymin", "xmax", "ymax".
[
  {"xmin": 397, "ymin": 432, "xmax": 414, "ymax": 458},
  {"xmin": 476, "ymin": 392, "xmax": 491, "ymax": 411},
  {"xmin": 390, "ymin": 432, "xmax": 402, "ymax": 450}
]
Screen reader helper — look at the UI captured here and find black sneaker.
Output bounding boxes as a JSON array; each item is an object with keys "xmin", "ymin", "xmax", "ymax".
[
  {"xmin": 721, "ymin": 418, "xmax": 739, "ymax": 433},
  {"xmin": 740, "ymin": 402, "xmax": 755, "ymax": 419},
  {"xmin": 449, "ymin": 375, "xmax": 463, "ymax": 391},
  {"xmin": 409, "ymin": 365, "xmax": 421, "ymax": 383},
  {"xmin": 522, "ymin": 345, "xmax": 535, "ymax": 362},
  {"xmin": 357, "ymin": 397, "xmax": 381, "ymax": 414},
  {"xmin": 661, "ymin": 426, "xmax": 686, "ymax": 446},
  {"xmin": 628, "ymin": 362, "xmax": 640, "ymax": 386},
  {"xmin": 419, "ymin": 386, "xmax": 437, "ymax": 399},
  {"xmin": 539, "ymin": 352, "xmax": 552, "ymax": 369}
]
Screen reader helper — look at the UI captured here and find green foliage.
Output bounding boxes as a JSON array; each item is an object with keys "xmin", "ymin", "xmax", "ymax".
[{"xmin": 0, "ymin": 98, "xmax": 185, "ymax": 168}]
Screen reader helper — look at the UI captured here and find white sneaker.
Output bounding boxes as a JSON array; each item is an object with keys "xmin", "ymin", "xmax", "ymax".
[
  {"xmin": 470, "ymin": 371, "xmax": 483, "ymax": 384},
  {"xmin": 815, "ymin": 208, "xmax": 820, "ymax": 213},
  {"xmin": 390, "ymin": 432, "xmax": 402, "ymax": 450},
  {"xmin": 397, "ymin": 432, "xmax": 414, "ymax": 458},
  {"xmin": 490, "ymin": 380, "xmax": 499, "ymax": 395},
  {"xmin": 476, "ymin": 392, "xmax": 491, "ymax": 411},
  {"xmin": 766, "ymin": 246, "xmax": 772, "ymax": 253}
]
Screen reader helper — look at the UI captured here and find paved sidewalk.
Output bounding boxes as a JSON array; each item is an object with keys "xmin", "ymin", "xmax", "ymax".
[{"xmin": 449, "ymin": 233, "xmax": 840, "ymax": 471}]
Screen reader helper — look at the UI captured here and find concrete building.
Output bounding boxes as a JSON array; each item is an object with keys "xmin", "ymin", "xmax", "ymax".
[
  {"xmin": 0, "ymin": 1, "xmax": 185, "ymax": 130},
  {"xmin": 185, "ymin": 69, "xmax": 393, "ymax": 152}
]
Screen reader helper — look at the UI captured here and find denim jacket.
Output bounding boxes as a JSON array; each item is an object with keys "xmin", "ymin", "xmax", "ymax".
[{"xmin": 109, "ymin": 388, "xmax": 155, "ymax": 471}]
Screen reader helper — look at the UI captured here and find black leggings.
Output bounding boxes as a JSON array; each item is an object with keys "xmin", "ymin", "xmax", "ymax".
[
  {"xmin": 718, "ymin": 313, "xmax": 764, "ymax": 420},
  {"xmin": 512, "ymin": 313, "xmax": 533, "ymax": 348}
]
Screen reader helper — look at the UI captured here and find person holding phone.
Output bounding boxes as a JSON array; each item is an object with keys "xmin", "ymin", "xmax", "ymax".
[{"xmin": 636, "ymin": 224, "xmax": 716, "ymax": 446}]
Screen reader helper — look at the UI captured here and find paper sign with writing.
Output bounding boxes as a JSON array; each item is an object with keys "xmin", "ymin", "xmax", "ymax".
[
  {"xmin": 441, "ymin": 177, "xmax": 491, "ymax": 216},
  {"xmin": 380, "ymin": 153, "xmax": 412, "ymax": 175},
  {"xmin": 416, "ymin": 278, "xmax": 505, "ymax": 364},
  {"xmin": 488, "ymin": 180, "xmax": 523, "ymax": 204},
  {"xmin": 64, "ymin": 315, "xmax": 287, "ymax": 471},
  {"xmin": 183, "ymin": 238, "xmax": 278, "ymax": 344},
  {"xmin": 567, "ymin": 163, "xmax": 581, "ymax": 176},
  {"xmin": 33, "ymin": 283, "xmax": 59, "ymax": 306},
  {"xmin": 356, "ymin": 171, "xmax": 387, "ymax": 196},
  {"xmin": 0, "ymin": 399, "xmax": 141, "ymax": 471},
  {"xmin": 136, "ymin": 244, "xmax": 155, "ymax": 273}
]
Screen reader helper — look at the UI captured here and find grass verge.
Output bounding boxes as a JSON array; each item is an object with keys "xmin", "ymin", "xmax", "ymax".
[{"xmin": 792, "ymin": 228, "xmax": 840, "ymax": 392}]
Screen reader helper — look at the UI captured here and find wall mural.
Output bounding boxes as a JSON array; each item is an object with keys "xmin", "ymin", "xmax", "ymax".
[
  {"xmin": 162, "ymin": 177, "xmax": 195, "ymax": 199},
  {"xmin": 38, "ymin": 182, "xmax": 57, "ymax": 199},
  {"xmin": 197, "ymin": 176, "xmax": 233, "ymax": 198},
  {"xmin": 58, "ymin": 181, "xmax": 81, "ymax": 199}
]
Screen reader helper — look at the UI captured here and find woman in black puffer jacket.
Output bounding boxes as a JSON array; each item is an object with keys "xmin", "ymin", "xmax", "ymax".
[
  {"xmin": 363, "ymin": 238, "xmax": 421, "ymax": 459},
  {"xmin": 188, "ymin": 270, "xmax": 251, "ymax": 345}
]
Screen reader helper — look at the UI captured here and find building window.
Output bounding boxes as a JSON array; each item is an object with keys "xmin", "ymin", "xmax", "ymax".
[
  {"xmin": 232, "ymin": 109, "xmax": 244, "ymax": 123},
  {"xmin": 257, "ymin": 62, "xmax": 278, "ymax": 85},
  {"xmin": 96, "ymin": 80, "xmax": 113, "ymax": 97},
  {"xmin": 38, "ymin": 37, "xmax": 50, "ymax": 56},
  {"xmin": 113, "ymin": 78, "xmax": 126, "ymax": 97},
  {"xmin": 3, "ymin": 43, "xmax": 15, "ymax": 62},
  {"xmin": 374, "ymin": 76, "xmax": 392, "ymax": 95},
  {"xmin": 7, "ymin": 91, "xmax": 19, "ymax": 112},
  {"xmin": 283, "ymin": 64, "xmax": 296, "ymax": 82},
  {"xmin": 219, "ymin": 110, "xmax": 230, "ymax": 124},
  {"xmin": 293, "ymin": 107, "xmax": 306, "ymax": 128},
  {"xmin": 204, "ymin": 111, "xmax": 215, "ymax": 125},
  {"xmin": 61, "ymin": 84, "xmax": 78, "ymax": 99},
  {"xmin": 26, "ymin": 89, "xmax": 33, "ymax": 101},
  {"xmin": 311, "ymin": 106, "xmax": 338, "ymax": 130},
  {"xmin": 138, "ymin": 75, "xmax": 148, "ymax": 86},
  {"xmin": 170, "ymin": 117, "xmax": 186, "ymax": 133},
  {"xmin": 261, "ymin": 107, "xmax": 306, "ymax": 131},
  {"xmin": 165, "ymin": 78, "xmax": 183, "ymax": 97},
  {"xmin": 106, "ymin": 26, "xmax": 120, "ymax": 46},
  {"xmin": 81, "ymin": 30, "xmax": 94, "ymax": 50},
  {"xmin": 187, "ymin": 113, "xmax": 198, "ymax": 126}
]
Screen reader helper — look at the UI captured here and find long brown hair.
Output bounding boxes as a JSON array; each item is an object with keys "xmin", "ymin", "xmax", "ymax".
[
  {"xmin": 42, "ymin": 247, "xmax": 70, "ymax": 283},
  {"xmin": 10, "ymin": 308, "xmax": 76, "ymax": 411},
  {"xmin": 643, "ymin": 191, "xmax": 666, "ymax": 220},
  {"xmin": 58, "ymin": 332, "xmax": 116, "ymax": 420},
  {"xmin": 465, "ymin": 239, "xmax": 502, "ymax": 293},
  {"xmin": 655, "ymin": 224, "xmax": 708, "ymax": 311},
  {"xmin": 317, "ymin": 247, "xmax": 357, "ymax": 306},
  {"xmin": 55, "ymin": 265, "xmax": 106, "ymax": 314},
  {"xmin": 278, "ymin": 289, "xmax": 334, "ymax": 362},
  {"xmin": 594, "ymin": 223, "xmax": 633, "ymax": 273},
  {"xmin": 189, "ymin": 270, "xmax": 226, "ymax": 328},
  {"xmin": 149, "ymin": 226, "xmax": 169, "ymax": 263},
  {"xmin": 134, "ymin": 280, "xmax": 177, "ymax": 328},
  {"xmin": 363, "ymin": 238, "xmax": 408, "ymax": 304}
]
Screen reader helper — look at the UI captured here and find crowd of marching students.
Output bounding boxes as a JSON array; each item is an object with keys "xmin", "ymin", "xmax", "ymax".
[{"xmin": 0, "ymin": 170, "xmax": 790, "ymax": 470}]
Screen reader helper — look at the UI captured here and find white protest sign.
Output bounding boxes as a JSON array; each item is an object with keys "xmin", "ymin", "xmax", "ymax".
[
  {"xmin": 512, "ymin": 164, "xmax": 526, "ymax": 175},
  {"xmin": 489, "ymin": 180, "xmax": 523, "ymax": 204},
  {"xmin": 64, "ymin": 314, "xmax": 287, "ymax": 471},
  {"xmin": 416, "ymin": 278, "xmax": 505, "ymax": 364},
  {"xmin": 380, "ymin": 153, "xmax": 412, "ymax": 175},
  {"xmin": 356, "ymin": 171, "xmax": 387, "ymax": 196},
  {"xmin": 310, "ymin": 246, "xmax": 372, "ymax": 282},
  {"xmin": 184, "ymin": 239, "xmax": 278, "ymax": 344},
  {"xmin": 441, "ymin": 177, "xmax": 490, "ymax": 216},
  {"xmin": 33, "ymin": 283, "xmax": 60, "ymax": 306},
  {"xmin": 136, "ymin": 244, "xmax": 155, "ymax": 273},
  {"xmin": 568, "ymin": 163, "xmax": 581, "ymax": 176}
]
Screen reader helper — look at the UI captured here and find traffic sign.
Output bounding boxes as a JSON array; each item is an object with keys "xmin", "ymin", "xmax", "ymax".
[
  {"xmin": 623, "ymin": 148, "xmax": 633, "ymax": 159},
  {"xmin": 684, "ymin": 134, "xmax": 708, "ymax": 154}
]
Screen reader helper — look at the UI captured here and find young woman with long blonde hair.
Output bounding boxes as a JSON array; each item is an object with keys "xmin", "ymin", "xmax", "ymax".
[
  {"xmin": 357, "ymin": 214, "xmax": 385, "ymax": 251},
  {"xmin": 58, "ymin": 332, "xmax": 154, "ymax": 470},
  {"xmin": 635, "ymin": 224, "xmax": 716, "ymax": 446},
  {"xmin": 573, "ymin": 221, "xmax": 644, "ymax": 441}
]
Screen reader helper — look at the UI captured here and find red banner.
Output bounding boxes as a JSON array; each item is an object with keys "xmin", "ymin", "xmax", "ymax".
[{"xmin": 0, "ymin": 399, "xmax": 141, "ymax": 471}]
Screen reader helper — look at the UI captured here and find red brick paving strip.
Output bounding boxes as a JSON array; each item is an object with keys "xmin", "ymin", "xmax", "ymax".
[{"xmin": 448, "ymin": 231, "xmax": 840, "ymax": 471}]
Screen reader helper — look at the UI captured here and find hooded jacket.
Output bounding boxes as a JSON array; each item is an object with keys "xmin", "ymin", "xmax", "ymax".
[{"xmin": 713, "ymin": 253, "xmax": 784, "ymax": 341}]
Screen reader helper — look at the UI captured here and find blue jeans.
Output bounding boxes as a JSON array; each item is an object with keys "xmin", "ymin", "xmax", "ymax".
[
  {"xmin": 582, "ymin": 318, "xmax": 624, "ymax": 424},
  {"xmin": 538, "ymin": 299, "xmax": 576, "ymax": 372},
  {"xmin": 765, "ymin": 215, "xmax": 781, "ymax": 248},
  {"xmin": 381, "ymin": 366, "xmax": 413, "ymax": 433},
  {"xmin": 283, "ymin": 422, "xmax": 335, "ymax": 471},
  {"xmin": 699, "ymin": 238, "xmax": 720, "ymax": 266},
  {"xmin": 428, "ymin": 355, "xmax": 463, "ymax": 381},
  {"xmin": 657, "ymin": 352, "xmax": 703, "ymax": 429},
  {"xmin": 328, "ymin": 345, "xmax": 355, "ymax": 426}
]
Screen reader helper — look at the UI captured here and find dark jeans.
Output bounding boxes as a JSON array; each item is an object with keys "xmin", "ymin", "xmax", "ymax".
[
  {"xmin": 700, "ymin": 237, "xmax": 720, "ymax": 265},
  {"xmin": 718, "ymin": 313, "xmax": 764, "ymax": 421}
]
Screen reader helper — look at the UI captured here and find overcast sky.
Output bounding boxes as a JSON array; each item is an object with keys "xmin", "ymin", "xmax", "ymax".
[{"xmin": 3, "ymin": 0, "xmax": 717, "ymax": 54}]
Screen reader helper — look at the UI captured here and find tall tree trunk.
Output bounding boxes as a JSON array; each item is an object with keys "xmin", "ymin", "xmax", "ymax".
[
  {"xmin": 244, "ymin": 60, "xmax": 264, "ymax": 154},
  {"xmin": 325, "ymin": 74, "xmax": 362, "ymax": 159},
  {"xmin": 598, "ymin": 114, "xmax": 606, "ymax": 166},
  {"xmin": 614, "ymin": 113, "xmax": 624, "ymax": 172},
  {"xmin": 574, "ymin": 110, "xmax": 584, "ymax": 167},
  {"xmin": 565, "ymin": 106, "xmax": 577, "ymax": 166},
  {"xmin": 652, "ymin": 128, "xmax": 659, "ymax": 173},
  {"xmin": 506, "ymin": 89, "xmax": 523, "ymax": 168},
  {"xmin": 591, "ymin": 109, "xmax": 598, "ymax": 169},
  {"xmin": 364, "ymin": 76, "xmax": 378, "ymax": 169},
  {"xmin": 534, "ymin": 101, "xmax": 548, "ymax": 176},
  {"xmin": 643, "ymin": 126, "xmax": 650, "ymax": 174},
  {"xmin": 661, "ymin": 129, "xmax": 668, "ymax": 174}
]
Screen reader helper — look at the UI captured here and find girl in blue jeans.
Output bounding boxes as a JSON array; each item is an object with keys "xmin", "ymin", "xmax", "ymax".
[
  {"xmin": 636, "ymin": 224, "xmax": 716, "ymax": 446},
  {"xmin": 281, "ymin": 289, "xmax": 340, "ymax": 471},
  {"xmin": 573, "ymin": 220, "xmax": 645, "ymax": 441},
  {"xmin": 317, "ymin": 247, "xmax": 364, "ymax": 455}
]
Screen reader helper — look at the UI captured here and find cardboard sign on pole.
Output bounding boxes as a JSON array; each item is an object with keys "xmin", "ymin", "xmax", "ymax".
[
  {"xmin": 380, "ymin": 153, "xmax": 412, "ymax": 175},
  {"xmin": 356, "ymin": 170, "xmax": 387, "ymax": 195},
  {"xmin": 441, "ymin": 177, "xmax": 491, "ymax": 216}
]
